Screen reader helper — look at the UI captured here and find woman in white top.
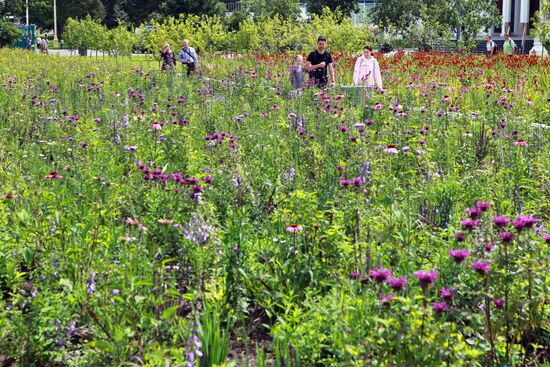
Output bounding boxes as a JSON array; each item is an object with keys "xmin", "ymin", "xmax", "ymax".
[{"xmin": 353, "ymin": 45, "xmax": 383, "ymax": 90}]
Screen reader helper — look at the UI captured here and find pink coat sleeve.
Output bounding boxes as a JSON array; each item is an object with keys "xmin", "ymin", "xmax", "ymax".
[
  {"xmin": 353, "ymin": 57, "xmax": 362, "ymax": 86},
  {"xmin": 374, "ymin": 58, "xmax": 383, "ymax": 89}
]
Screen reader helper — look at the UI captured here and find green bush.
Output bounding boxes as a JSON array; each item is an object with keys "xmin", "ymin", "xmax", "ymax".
[{"xmin": 0, "ymin": 20, "xmax": 22, "ymax": 48}]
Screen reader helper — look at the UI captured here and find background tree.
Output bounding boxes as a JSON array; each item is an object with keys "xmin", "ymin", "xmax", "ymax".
[
  {"xmin": 371, "ymin": 0, "xmax": 499, "ymax": 50},
  {"xmin": 58, "ymin": 0, "xmax": 106, "ymax": 35},
  {"xmin": 158, "ymin": 0, "xmax": 226, "ymax": 17},
  {"xmin": 0, "ymin": 0, "xmax": 22, "ymax": 17},
  {"xmin": 0, "ymin": 19, "xmax": 22, "ymax": 47},
  {"xmin": 114, "ymin": 0, "xmax": 161, "ymax": 25},
  {"xmin": 240, "ymin": 0, "xmax": 300, "ymax": 20},
  {"xmin": 532, "ymin": 0, "xmax": 550, "ymax": 56},
  {"xmin": 29, "ymin": 0, "xmax": 54, "ymax": 30},
  {"xmin": 305, "ymin": 0, "xmax": 359, "ymax": 19}
]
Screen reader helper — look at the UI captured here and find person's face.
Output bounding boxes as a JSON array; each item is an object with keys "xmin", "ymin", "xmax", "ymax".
[
  {"xmin": 296, "ymin": 55, "xmax": 303, "ymax": 64},
  {"xmin": 165, "ymin": 46, "xmax": 170, "ymax": 52},
  {"xmin": 183, "ymin": 40, "xmax": 189, "ymax": 48},
  {"xmin": 317, "ymin": 41, "xmax": 326, "ymax": 51},
  {"xmin": 363, "ymin": 48, "xmax": 372, "ymax": 57},
  {"xmin": 504, "ymin": 35, "xmax": 509, "ymax": 40},
  {"xmin": 486, "ymin": 36, "xmax": 490, "ymax": 42}
]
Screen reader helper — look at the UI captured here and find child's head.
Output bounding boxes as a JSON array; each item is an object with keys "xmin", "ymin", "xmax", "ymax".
[{"xmin": 294, "ymin": 54, "xmax": 303, "ymax": 64}]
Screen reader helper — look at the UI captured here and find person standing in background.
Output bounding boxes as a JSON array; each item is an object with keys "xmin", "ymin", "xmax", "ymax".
[{"xmin": 178, "ymin": 39, "xmax": 198, "ymax": 76}]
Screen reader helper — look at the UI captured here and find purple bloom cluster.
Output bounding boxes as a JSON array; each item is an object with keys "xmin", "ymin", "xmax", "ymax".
[
  {"xmin": 470, "ymin": 260, "xmax": 490, "ymax": 276},
  {"xmin": 449, "ymin": 249, "xmax": 471, "ymax": 264},
  {"xmin": 413, "ymin": 270, "xmax": 438, "ymax": 288}
]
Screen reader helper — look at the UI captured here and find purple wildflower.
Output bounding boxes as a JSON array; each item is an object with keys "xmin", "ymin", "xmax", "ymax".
[
  {"xmin": 470, "ymin": 260, "xmax": 490, "ymax": 276},
  {"xmin": 387, "ymin": 276, "xmax": 408, "ymax": 291},
  {"xmin": 413, "ymin": 270, "xmax": 438, "ymax": 288},
  {"xmin": 433, "ymin": 302, "xmax": 448, "ymax": 313},
  {"xmin": 449, "ymin": 249, "xmax": 471, "ymax": 264},
  {"xmin": 493, "ymin": 216, "xmax": 510, "ymax": 228},
  {"xmin": 498, "ymin": 232, "xmax": 514, "ymax": 243},
  {"xmin": 370, "ymin": 267, "xmax": 392, "ymax": 283}
]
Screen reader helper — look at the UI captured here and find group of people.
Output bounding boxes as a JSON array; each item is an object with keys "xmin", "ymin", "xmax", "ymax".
[
  {"xmin": 25, "ymin": 35, "xmax": 49, "ymax": 53},
  {"xmin": 160, "ymin": 39, "xmax": 198, "ymax": 75},
  {"xmin": 485, "ymin": 34, "xmax": 517, "ymax": 56},
  {"xmin": 290, "ymin": 36, "xmax": 383, "ymax": 92}
]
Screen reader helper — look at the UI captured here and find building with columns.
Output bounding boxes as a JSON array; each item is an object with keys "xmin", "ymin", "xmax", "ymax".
[{"xmin": 497, "ymin": 0, "xmax": 541, "ymax": 36}]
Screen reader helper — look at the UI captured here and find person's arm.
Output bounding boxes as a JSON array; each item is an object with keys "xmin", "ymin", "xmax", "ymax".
[
  {"xmin": 512, "ymin": 41, "xmax": 516, "ymax": 55},
  {"xmin": 328, "ymin": 63, "xmax": 335, "ymax": 85},
  {"xmin": 353, "ymin": 57, "xmax": 361, "ymax": 85},
  {"xmin": 373, "ymin": 58, "xmax": 383, "ymax": 89},
  {"xmin": 178, "ymin": 49, "xmax": 185, "ymax": 63}
]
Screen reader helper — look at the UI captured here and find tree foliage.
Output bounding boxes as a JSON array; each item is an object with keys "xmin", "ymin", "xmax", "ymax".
[
  {"xmin": 305, "ymin": 0, "xmax": 359, "ymax": 19},
  {"xmin": 240, "ymin": 0, "xmax": 301, "ymax": 20},
  {"xmin": 0, "ymin": 19, "xmax": 22, "ymax": 47},
  {"xmin": 371, "ymin": 0, "xmax": 499, "ymax": 50},
  {"xmin": 532, "ymin": 0, "xmax": 550, "ymax": 56}
]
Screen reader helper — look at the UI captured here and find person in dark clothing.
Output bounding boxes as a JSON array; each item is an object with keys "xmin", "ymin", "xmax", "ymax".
[
  {"xmin": 304, "ymin": 36, "xmax": 335, "ymax": 88},
  {"xmin": 160, "ymin": 44, "xmax": 176, "ymax": 72}
]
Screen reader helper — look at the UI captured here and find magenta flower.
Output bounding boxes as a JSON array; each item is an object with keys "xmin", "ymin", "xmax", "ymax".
[
  {"xmin": 493, "ymin": 216, "xmax": 510, "ymax": 228},
  {"xmin": 339, "ymin": 126, "xmax": 349, "ymax": 133},
  {"xmin": 484, "ymin": 243, "xmax": 495, "ymax": 252},
  {"xmin": 498, "ymin": 232, "xmax": 514, "ymax": 243},
  {"xmin": 449, "ymin": 249, "xmax": 471, "ymax": 264},
  {"xmin": 476, "ymin": 201, "xmax": 491, "ymax": 211},
  {"xmin": 378, "ymin": 293, "xmax": 394, "ymax": 306},
  {"xmin": 44, "ymin": 171, "xmax": 63, "ymax": 180},
  {"xmin": 439, "ymin": 288, "xmax": 453, "ymax": 300},
  {"xmin": 413, "ymin": 270, "xmax": 438, "ymax": 288},
  {"xmin": 384, "ymin": 144, "xmax": 399, "ymax": 154},
  {"xmin": 470, "ymin": 260, "xmax": 490, "ymax": 276},
  {"xmin": 433, "ymin": 302, "xmax": 448, "ymax": 313},
  {"xmin": 151, "ymin": 123, "xmax": 162, "ymax": 131},
  {"xmin": 543, "ymin": 234, "xmax": 550, "ymax": 244},
  {"xmin": 493, "ymin": 298, "xmax": 505, "ymax": 309},
  {"xmin": 513, "ymin": 139, "xmax": 528, "ymax": 147},
  {"xmin": 351, "ymin": 177, "xmax": 362, "ymax": 187},
  {"xmin": 455, "ymin": 232, "xmax": 465, "ymax": 242},
  {"xmin": 466, "ymin": 207, "xmax": 481, "ymax": 219},
  {"xmin": 370, "ymin": 267, "xmax": 392, "ymax": 283},
  {"xmin": 285, "ymin": 224, "xmax": 303, "ymax": 233},
  {"xmin": 460, "ymin": 219, "xmax": 479, "ymax": 231},
  {"xmin": 350, "ymin": 270, "xmax": 361, "ymax": 280},
  {"xmin": 387, "ymin": 276, "xmax": 408, "ymax": 291},
  {"xmin": 372, "ymin": 103, "xmax": 383, "ymax": 110}
]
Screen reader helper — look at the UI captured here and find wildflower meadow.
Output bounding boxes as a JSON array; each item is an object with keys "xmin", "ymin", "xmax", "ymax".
[{"xmin": 0, "ymin": 49, "xmax": 549, "ymax": 366}]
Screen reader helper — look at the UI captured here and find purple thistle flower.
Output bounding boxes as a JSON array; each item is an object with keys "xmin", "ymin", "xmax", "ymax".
[
  {"xmin": 350, "ymin": 270, "xmax": 361, "ymax": 280},
  {"xmin": 413, "ymin": 270, "xmax": 438, "ymax": 288},
  {"xmin": 378, "ymin": 293, "xmax": 394, "ymax": 306},
  {"xmin": 449, "ymin": 248, "xmax": 471, "ymax": 264},
  {"xmin": 470, "ymin": 260, "xmax": 490, "ymax": 276},
  {"xmin": 493, "ymin": 216, "xmax": 510, "ymax": 228},
  {"xmin": 466, "ymin": 207, "xmax": 481, "ymax": 219},
  {"xmin": 340, "ymin": 126, "xmax": 349, "ymax": 133},
  {"xmin": 498, "ymin": 232, "xmax": 514, "ymax": 243},
  {"xmin": 433, "ymin": 301, "xmax": 448, "ymax": 313},
  {"xmin": 493, "ymin": 298, "xmax": 505, "ymax": 309},
  {"xmin": 484, "ymin": 243, "xmax": 495, "ymax": 252},
  {"xmin": 455, "ymin": 232, "xmax": 465, "ymax": 242},
  {"xmin": 439, "ymin": 288, "xmax": 453, "ymax": 300},
  {"xmin": 543, "ymin": 234, "xmax": 550, "ymax": 244},
  {"xmin": 387, "ymin": 276, "xmax": 408, "ymax": 291},
  {"xmin": 460, "ymin": 219, "xmax": 479, "ymax": 231},
  {"xmin": 476, "ymin": 201, "xmax": 491, "ymax": 212},
  {"xmin": 370, "ymin": 267, "xmax": 392, "ymax": 283}
]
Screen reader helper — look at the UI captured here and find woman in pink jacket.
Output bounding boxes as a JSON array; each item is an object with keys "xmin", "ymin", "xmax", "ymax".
[{"xmin": 353, "ymin": 45, "xmax": 383, "ymax": 91}]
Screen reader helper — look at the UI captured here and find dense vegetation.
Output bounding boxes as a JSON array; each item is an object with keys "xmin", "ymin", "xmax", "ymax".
[{"xmin": 0, "ymin": 49, "xmax": 549, "ymax": 366}]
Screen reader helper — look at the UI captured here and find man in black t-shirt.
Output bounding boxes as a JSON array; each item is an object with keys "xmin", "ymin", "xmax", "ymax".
[{"xmin": 305, "ymin": 36, "xmax": 335, "ymax": 88}]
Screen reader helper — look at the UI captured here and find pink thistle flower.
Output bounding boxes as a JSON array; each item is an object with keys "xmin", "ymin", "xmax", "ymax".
[
  {"xmin": 449, "ymin": 249, "xmax": 471, "ymax": 264},
  {"xmin": 370, "ymin": 267, "xmax": 392, "ymax": 283},
  {"xmin": 44, "ymin": 171, "xmax": 63, "ymax": 180},
  {"xmin": 433, "ymin": 302, "xmax": 448, "ymax": 313},
  {"xmin": 470, "ymin": 260, "xmax": 490, "ymax": 276},
  {"xmin": 499, "ymin": 232, "xmax": 514, "ymax": 243},
  {"xmin": 414, "ymin": 270, "xmax": 438, "ymax": 288},
  {"xmin": 493, "ymin": 216, "xmax": 510, "ymax": 228},
  {"xmin": 285, "ymin": 224, "xmax": 303, "ymax": 233},
  {"xmin": 387, "ymin": 276, "xmax": 408, "ymax": 291},
  {"xmin": 513, "ymin": 139, "xmax": 528, "ymax": 147}
]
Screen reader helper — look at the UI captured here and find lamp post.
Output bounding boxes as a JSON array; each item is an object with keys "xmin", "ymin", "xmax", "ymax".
[
  {"xmin": 457, "ymin": 0, "xmax": 462, "ymax": 41},
  {"xmin": 53, "ymin": 0, "xmax": 58, "ymax": 42},
  {"xmin": 26, "ymin": 0, "xmax": 29, "ymax": 26}
]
